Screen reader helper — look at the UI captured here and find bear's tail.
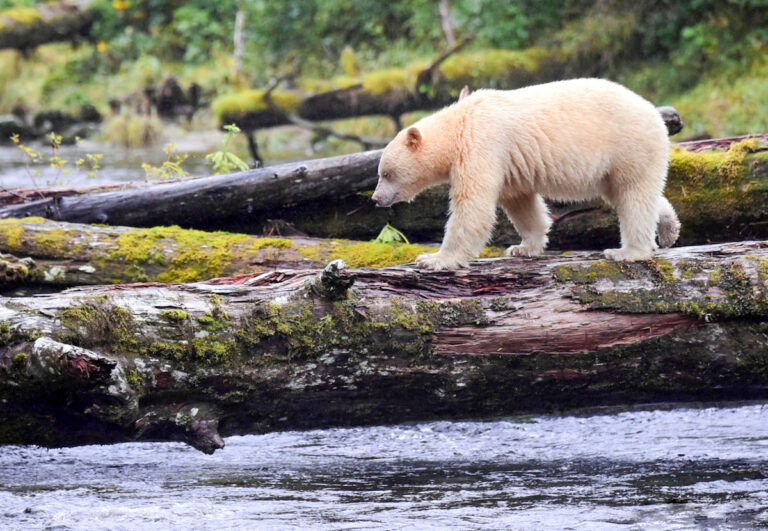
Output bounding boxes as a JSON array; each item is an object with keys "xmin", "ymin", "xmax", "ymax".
[{"xmin": 657, "ymin": 196, "xmax": 680, "ymax": 248}]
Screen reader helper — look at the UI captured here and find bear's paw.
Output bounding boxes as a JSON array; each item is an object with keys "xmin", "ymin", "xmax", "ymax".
[
  {"xmin": 604, "ymin": 247, "xmax": 653, "ymax": 262},
  {"xmin": 505, "ymin": 243, "xmax": 544, "ymax": 258},
  {"xmin": 415, "ymin": 251, "xmax": 466, "ymax": 271}
]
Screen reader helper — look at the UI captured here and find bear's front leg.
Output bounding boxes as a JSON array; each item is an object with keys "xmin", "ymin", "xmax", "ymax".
[
  {"xmin": 415, "ymin": 179, "xmax": 500, "ymax": 271},
  {"xmin": 499, "ymin": 193, "xmax": 552, "ymax": 257},
  {"xmin": 415, "ymin": 250, "xmax": 467, "ymax": 271}
]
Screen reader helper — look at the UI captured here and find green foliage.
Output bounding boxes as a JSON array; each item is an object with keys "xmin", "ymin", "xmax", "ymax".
[
  {"xmin": 9, "ymin": 133, "xmax": 102, "ymax": 187},
  {"xmin": 372, "ymin": 223, "xmax": 409, "ymax": 245},
  {"xmin": 205, "ymin": 124, "xmax": 250, "ymax": 175},
  {"xmin": 141, "ymin": 143, "xmax": 189, "ymax": 180}
]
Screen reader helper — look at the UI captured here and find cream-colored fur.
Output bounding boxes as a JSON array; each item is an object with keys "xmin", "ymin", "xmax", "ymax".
[{"xmin": 371, "ymin": 78, "xmax": 680, "ymax": 270}]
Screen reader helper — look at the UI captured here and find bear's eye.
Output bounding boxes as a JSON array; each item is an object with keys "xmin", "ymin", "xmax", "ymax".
[{"xmin": 381, "ymin": 171, "xmax": 391, "ymax": 180}]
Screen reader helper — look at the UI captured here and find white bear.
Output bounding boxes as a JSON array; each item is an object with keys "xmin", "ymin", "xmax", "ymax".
[{"xmin": 371, "ymin": 78, "xmax": 680, "ymax": 270}]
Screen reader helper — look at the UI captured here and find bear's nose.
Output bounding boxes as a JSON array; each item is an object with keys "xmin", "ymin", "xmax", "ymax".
[{"xmin": 371, "ymin": 191, "xmax": 382, "ymax": 206}]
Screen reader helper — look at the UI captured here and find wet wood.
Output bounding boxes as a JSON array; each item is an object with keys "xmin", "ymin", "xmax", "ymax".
[{"xmin": 2, "ymin": 240, "xmax": 768, "ymax": 452}]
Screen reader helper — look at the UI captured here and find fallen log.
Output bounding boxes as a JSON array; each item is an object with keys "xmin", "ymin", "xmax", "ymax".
[
  {"xmin": 0, "ymin": 1, "xmax": 97, "ymax": 51},
  {"xmin": 2, "ymin": 240, "xmax": 768, "ymax": 452},
  {"xmin": 0, "ymin": 218, "xmax": 443, "ymax": 286},
  {"xmin": 0, "ymin": 149, "xmax": 381, "ymax": 227},
  {"xmin": 212, "ymin": 15, "xmax": 637, "ymax": 133}
]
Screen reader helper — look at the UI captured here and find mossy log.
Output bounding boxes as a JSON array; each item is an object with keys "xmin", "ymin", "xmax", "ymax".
[
  {"xmin": 0, "ymin": 1, "xmax": 97, "ymax": 51},
  {"xmin": 0, "ymin": 217, "xmax": 446, "ymax": 287},
  {"xmin": 212, "ymin": 20, "xmax": 641, "ymax": 132},
  {"xmin": 3, "ymin": 241, "xmax": 768, "ymax": 453}
]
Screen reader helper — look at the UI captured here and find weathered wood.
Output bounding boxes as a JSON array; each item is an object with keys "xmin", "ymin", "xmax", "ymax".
[
  {"xmin": 0, "ymin": 149, "xmax": 381, "ymax": 226},
  {"xmin": 2, "ymin": 240, "xmax": 768, "ymax": 452},
  {"xmin": 0, "ymin": 1, "xmax": 97, "ymax": 51},
  {"xmin": 0, "ymin": 218, "xmax": 440, "ymax": 286}
]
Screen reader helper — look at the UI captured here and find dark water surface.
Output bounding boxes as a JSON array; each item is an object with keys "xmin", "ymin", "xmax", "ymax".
[{"xmin": 1, "ymin": 403, "xmax": 768, "ymax": 530}]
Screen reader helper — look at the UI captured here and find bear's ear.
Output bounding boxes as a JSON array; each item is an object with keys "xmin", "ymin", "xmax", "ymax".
[{"xmin": 405, "ymin": 127, "xmax": 422, "ymax": 150}]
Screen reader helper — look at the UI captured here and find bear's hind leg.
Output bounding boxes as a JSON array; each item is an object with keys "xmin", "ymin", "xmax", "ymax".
[
  {"xmin": 657, "ymin": 196, "xmax": 680, "ymax": 248},
  {"xmin": 500, "ymin": 193, "xmax": 552, "ymax": 257},
  {"xmin": 603, "ymin": 186, "xmax": 660, "ymax": 262}
]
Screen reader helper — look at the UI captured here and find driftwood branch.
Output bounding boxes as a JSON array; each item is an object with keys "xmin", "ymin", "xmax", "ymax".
[{"xmin": 2, "ymin": 241, "xmax": 768, "ymax": 452}]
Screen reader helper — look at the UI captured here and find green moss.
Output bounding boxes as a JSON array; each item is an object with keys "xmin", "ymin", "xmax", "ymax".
[
  {"xmin": 160, "ymin": 310, "xmax": 188, "ymax": 323},
  {"xmin": 0, "ymin": 219, "xmax": 24, "ymax": 252},
  {"xmin": 125, "ymin": 370, "xmax": 142, "ymax": 389},
  {"xmin": 552, "ymin": 260, "xmax": 634, "ymax": 284},
  {"xmin": 233, "ymin": 296, "xmax": 453, "ymax": 361},
  {"xmin": 439, "ymin": 48, "xmax": 539, "ymax": 87},
  {"xmin": 299, "ymin": 240, "xmax": 434, "ymax": 268},
  {"xmin": 0, "ymin": 322, "xmax": 12, "ymax": 347},
  {"xmin": 211, "ymin": 89, "xmax": 304, "ymax": 121},
  {"xmin": 650, "ymin": 257, "xmax": 676, "ymax": 284},
  {"xmin": 57, "ymin": 298, "xmax": 139, "ymax": 352},
  {"xmin": 561, "ymin": 255, "xmax": 768, "ymax": 322},
  {"xmin": 109, "ymin": 226, "xmax": 294, "ymax": 283},
  {"xmin": 478, "ymin": 247, "xmax": 506, "ymax": 258},
  {"xmin": 666, "ymin": 140, "xmax": 763, "ymax": 232},
  {"xmin": 0, "ymin": 322, "xmax": 39, "ymax": 349},
  {"xmin": 33, "ymin": 228, "xmax": 80, "ymax": 257},
  {"xmin": 143, "ymin": 336, "xmax": 236, "ymax": 366},
  {"xmin": 8, "ymin": 351, "xmax": 28, "ymax": 372},
  {"xmin": 0, "ymin": 7, "xmax": 42, "ymax": 30},
  {"xmin": 756, "ymin": 258, "xmax": 768, "ymax": 282}
]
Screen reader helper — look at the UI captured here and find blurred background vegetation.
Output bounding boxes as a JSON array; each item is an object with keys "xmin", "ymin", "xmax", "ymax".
[{"xmin": 1, "ymin": 0, "xmax": 768, "ymax": 155}]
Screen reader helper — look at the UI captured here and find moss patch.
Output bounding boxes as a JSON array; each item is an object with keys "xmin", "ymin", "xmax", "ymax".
[
  {"xmin": 212, "ymin": 89, "xmax": 304, "ymax": 122},
  {"xmin": 57, "ymin": 297, "xmax": 139, "ymax": 352},
  {"xmin": 0, "ymin": 219, "xmax": 24, "ymax": 252},
  {"xmin": 109, "ymin": 226, "xmax": 295, "ymax": 282},
  {"xmin": 0, "ymin": 7, "xmax": 42, "ymax": 30},
  {"xmin": 298, "ymin": 240, "xmax": 432, "ymax": 268},
  {"xmin": 557, "ymin": 255, "xmax": 768, "ymax": 321}
]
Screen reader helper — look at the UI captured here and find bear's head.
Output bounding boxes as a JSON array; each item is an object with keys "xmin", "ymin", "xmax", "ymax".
[{"xmin": 372, "ymin": 126, "xmax": 438, "ymax": 207}]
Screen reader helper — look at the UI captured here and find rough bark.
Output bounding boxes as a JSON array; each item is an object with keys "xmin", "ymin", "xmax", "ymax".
[
  {"xmin": 0, "ymin": 218, "xmax": 440, "ymax": 287},
  {"xmin": 2, "ymin": 241, "xmax": 768, "ymax": 453},
  {"xmin": 0, "ymin": 1, "xmax": 97, "ymax": 51}
]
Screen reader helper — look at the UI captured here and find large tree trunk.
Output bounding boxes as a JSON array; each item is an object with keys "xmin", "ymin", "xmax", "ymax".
[
  {"xmin": 2, "ymin": 240, "xmax": 768, "ymax": 453},
  {"xmin": 0, "ymin": 1, "xmax": 97, "ymax": 51},
  {"xmin": 2, "ymin": 135, "xmax": 767, "ymax": 251},
  {"xmin": 0, "ymin": 218, "xmax": 439, "ymax": 286}
]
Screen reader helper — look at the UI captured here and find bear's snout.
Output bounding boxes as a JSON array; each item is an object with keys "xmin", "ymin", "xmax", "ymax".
[{"xmin": 371, "ymin": 189, "xmax": 395, "ymax": 207}]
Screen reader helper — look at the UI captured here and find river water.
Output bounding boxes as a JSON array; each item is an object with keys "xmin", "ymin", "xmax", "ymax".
[
  {"xmin": 1, "ymin": 403, "xmax": 767, "ymax": 530},
  {"xmin": 0, "ymin": 142, "xmax": 212, "ymax": 190}
]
